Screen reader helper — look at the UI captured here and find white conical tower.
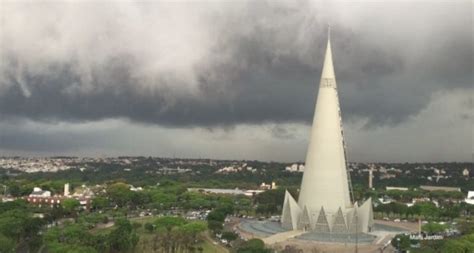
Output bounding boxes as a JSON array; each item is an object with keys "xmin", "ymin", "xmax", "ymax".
[
  {"xmin": 297, "ymin": 28, "xmax": 352, "ymax": 212},
  {"xmin": 281, "ymin": 28, "xmax": 373, "ymax": 234}
]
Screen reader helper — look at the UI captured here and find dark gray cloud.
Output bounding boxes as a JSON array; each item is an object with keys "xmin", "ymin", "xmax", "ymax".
[
  {"xmin": 0, "ymin": 1, "xmax": 472, "ymax": 129},
  {"xmin": 0, "ymin": 120, "xmax": 108, "ymax": 153}
]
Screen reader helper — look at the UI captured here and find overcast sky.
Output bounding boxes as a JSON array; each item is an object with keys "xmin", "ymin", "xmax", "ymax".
[{"xmin": 0, "ymin": 0, "xmax": 472, "ymax": 162}]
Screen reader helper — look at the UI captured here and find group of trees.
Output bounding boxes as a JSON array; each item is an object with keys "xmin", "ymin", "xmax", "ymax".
[
  {"xmin": 391, "ymin": 220, "xmax": 474, "ymax": 252},
  {"xmin": 4, "ymin": 179, "xmax": 69, "ymax": 197},
  {"xmin": 379, "ymin": 189, "xmax": 466, "ymax": 203},
  {"xmin": 44, "ymin": 218, "xmax": 138, "ymax": 253},
  {"xmin": 90, "ymin": 181, "xmax": 254, "ymax": 216},
  {"xmin": 206, "ymin": 203, "xmax": 234, "ymax": 233},
  {"xmin": 392, "ymin": 233, "xmax": 474, "ymax": 253},
  {"xmin": 253, "ymin": 188, "xmax": 299, "ymax": 215},
  {"xmin": 142, "ymin": 216, "xmax": 207, "ymax": 253},
  {"xmin": 0, "ymin": 200, "xmax": 45, "ymax": 253},
  {"xmin": 374, "ymin": 201, "xmax": 471, "ymax": 220},
  {"xmin": 375, "ymin": 202, "xmax": 439, "ymax": 219},
  {"xmin": 234, "ymin": 239, "xmax": 271, "ymax": 253}
]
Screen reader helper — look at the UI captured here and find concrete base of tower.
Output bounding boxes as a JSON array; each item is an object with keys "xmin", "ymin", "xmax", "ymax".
[
  {"xmin": 237, "ymin": 218, "xmax": 376, "ymax": 244},
  {"xmin": 235, "ymin": 217, "xmax": 414, "ymax": 252},
  {"xmin": 281, "ymin": 190, "xmax": 374, "ymax": 234}
]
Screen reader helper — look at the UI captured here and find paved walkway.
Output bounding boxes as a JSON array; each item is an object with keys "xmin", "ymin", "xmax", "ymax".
[{"xmin": 262, "ymin": 230, "xmax": 306, "ymax": 245}]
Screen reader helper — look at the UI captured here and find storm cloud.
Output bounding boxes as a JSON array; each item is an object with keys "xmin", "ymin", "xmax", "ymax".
[
  {"xmin": 0, "ymin": 0, "xmax": 472, "ymax": 161},
  {"xmin": 1, "ymin": 0, "xmax": 471, "ymax": 127}
]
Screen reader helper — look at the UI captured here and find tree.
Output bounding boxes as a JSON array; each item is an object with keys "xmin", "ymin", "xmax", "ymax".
[
  {"xmin": 62, "ymin": 198, "xmax": 80, "ymax": 217},
  {"xmin": 207, "ymin": 210, "xmax": 226, "ymax": 223},
  {"xmin": 181, "ymin": 221, "xmax": 206, "ymax": 236},
  {"xmin": 153, "ymin": 216, "xmax": 186, "ymax": 253},
  {"xmin": 150, "ymin": 191, "xmax": 177, "ymax": 209},
  {"xmin": 207, "ymin": 209, "xmax": 226, "ymax": 233},
  {"xmin": 441, "ymin": 234, "xmax": 474, "ymax": 253},
  {"xmin": 254, "ymin": 189, "xmax": 287, "ymax": 214},
  {"xmin": 207, "ymin": 220, "xmax": 223, "ymax": 232},
  {"xmin": 44, "ymin": 223, "xmax": 100, "ymax": 253},
  {"xmin": 108, "ymin": 218, "xmax": 138, "ymax": 253},
  {"xmin": 221, "ymin": 231, "xmax": 238, "ymax": 242},
  {"xmin": 130, "ymin": 191, "xmax": 151, "ymax": 209},
  {"xmin": 7, "ymin": 184, "xmax": 21, "ymax": 197},
  {"xmin": 458, "ymin": 221, "xmax": 474, "ymax": 235},
  {"xmin": 106, "ymin": 183, "xmax": 132, "ymax": 207},
  {"xmin": 422, "ymin": 223, "xmax": 447, "ymax": 233},
  {"xmin": 144, "ymin": 222, "xmax": 155, "ymax": 233},
  {"xmin": 46, "ymin": 242, "xmax": 98, "ymax": 253},
  {"xmin": 92, "ymin": 196, "xmax": 110, "ymax": 210},
  {"xmin": 0, "ymin": 201, "xmax": 46, "ymax": 252},
  {"xmin": 154, "ymin": 216, "xmax": 186, "ymax": 232},
  {"xmin": 413, "ymin": 202, "xmax": 439, "ymax": 219},
  {"xmin": 236, "ymin": 239, "xmax": 271, "ymax": 253},
  {"xmin": 391, "ymin": 234, "xmax": 411, "ymax": 251},
  {"xmin": 178, "ymin": 222, "xmax": 207, "ymax": 251},
  {"xmin": 235, "ymin": 197, "xmax": 252, "ymax": 215},
  {"xmin": 0, "ymin": 233, "xmax": 15, "ymax": 253}
]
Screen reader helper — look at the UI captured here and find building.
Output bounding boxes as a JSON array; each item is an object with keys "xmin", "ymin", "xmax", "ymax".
[
  {"xmin": 285, "ymin": 164, "xmax": 304, "ymax": 172},
  {"xmin": 368, "ymin": 165, "xmax": 374, "ymax": 189},
  {"xmin": 386, "ymin": 186, "xmax": 409, "ymax": 191},
  {"xmin": 25, "ymin": 186, "xmax": 91, "ymax": 209},
  {"xmin": 72, "ymin": 184, "xmax": 95, "ymax": 198},
  {"xmin": 29, "ymin": 187, "xmax": 51, "ymax": 198},
  {"xmin": 463, "ymin": 168, "xmax": 469, "ymax": 177},
  {"xmin": 281, "ymin": 30, "xmax": 373, "ymax": 234},
  {"xmin": 465, "ymin": 191, "xmax": 474, "ymax": 205},
  {"xmin": 420, "ymin": 185, "xmax": 461, "ymax": 192},
  {"xmin": 187, "ymin": 188, "xmax": 264, "ymax": 197},
  {"xmin": 260, "ymin": 181, "xmax": 277, "ymax": 190},
  {"xmin": 26, "ymin": 196, "xmax": 62, "ymax": 208},
  {"xmin": 64, "ymin": 183, "xmax": 70, "ymax": 196}
]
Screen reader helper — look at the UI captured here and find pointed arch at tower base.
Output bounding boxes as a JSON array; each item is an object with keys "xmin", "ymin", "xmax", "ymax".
[{"xmin": 281, "ymin": 190, "xmax": 301, "ymax": 230}]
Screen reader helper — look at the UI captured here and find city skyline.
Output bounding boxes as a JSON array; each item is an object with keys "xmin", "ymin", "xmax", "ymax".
[{"xmin": 0, "ymin": 1, "xmax": 472, "ymax": 162}]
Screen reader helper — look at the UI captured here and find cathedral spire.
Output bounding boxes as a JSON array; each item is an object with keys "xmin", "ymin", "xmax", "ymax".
[
  {"xmin": 281, "ymin": 28, "xmax": 373, "ymax": 235},
  {"xmin": 321, "ymin": 26, "xmax": 336, "ymax": 85}
]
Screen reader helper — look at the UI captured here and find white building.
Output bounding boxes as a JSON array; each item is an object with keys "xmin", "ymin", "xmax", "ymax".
[
  {"xmin": 463, "ymin": 168, "xmax": 469, "ymax": 177},
  {"xmin": 285, "ymin": 164, "xmax": 305, "ymax": 172},
  {"xmin": 29, "ymin": 187, "xmax": 51, "ymax": 198},
  {"xmin": 465, "ymin": 191, "xmax": 474, "ymax": 205},
  {"xmin": 64, "ymin": 183, "xmax": 70, "ymax": 196}
]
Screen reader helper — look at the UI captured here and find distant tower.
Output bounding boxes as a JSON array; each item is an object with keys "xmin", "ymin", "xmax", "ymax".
[
  {"xmin": 282, "ymin": 28, "xmax": 373, "ymax": 234},
  {"xmin": 64, "ymin": 183, "xmax": 70, "ymax": 197},
  {"xmin": 369, "ymin": 165, "xmax": 374, "ymax": 189}
]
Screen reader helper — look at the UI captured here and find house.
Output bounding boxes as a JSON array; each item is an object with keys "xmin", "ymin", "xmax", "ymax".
[{"xmin": 465, "ymin": 191, "xmax": 474, "ymax": 205}]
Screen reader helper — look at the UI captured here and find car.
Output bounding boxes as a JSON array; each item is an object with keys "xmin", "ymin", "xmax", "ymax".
[{"xmin": 394, "ymin": 219, "xmax": 401, "ymax": 222}]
